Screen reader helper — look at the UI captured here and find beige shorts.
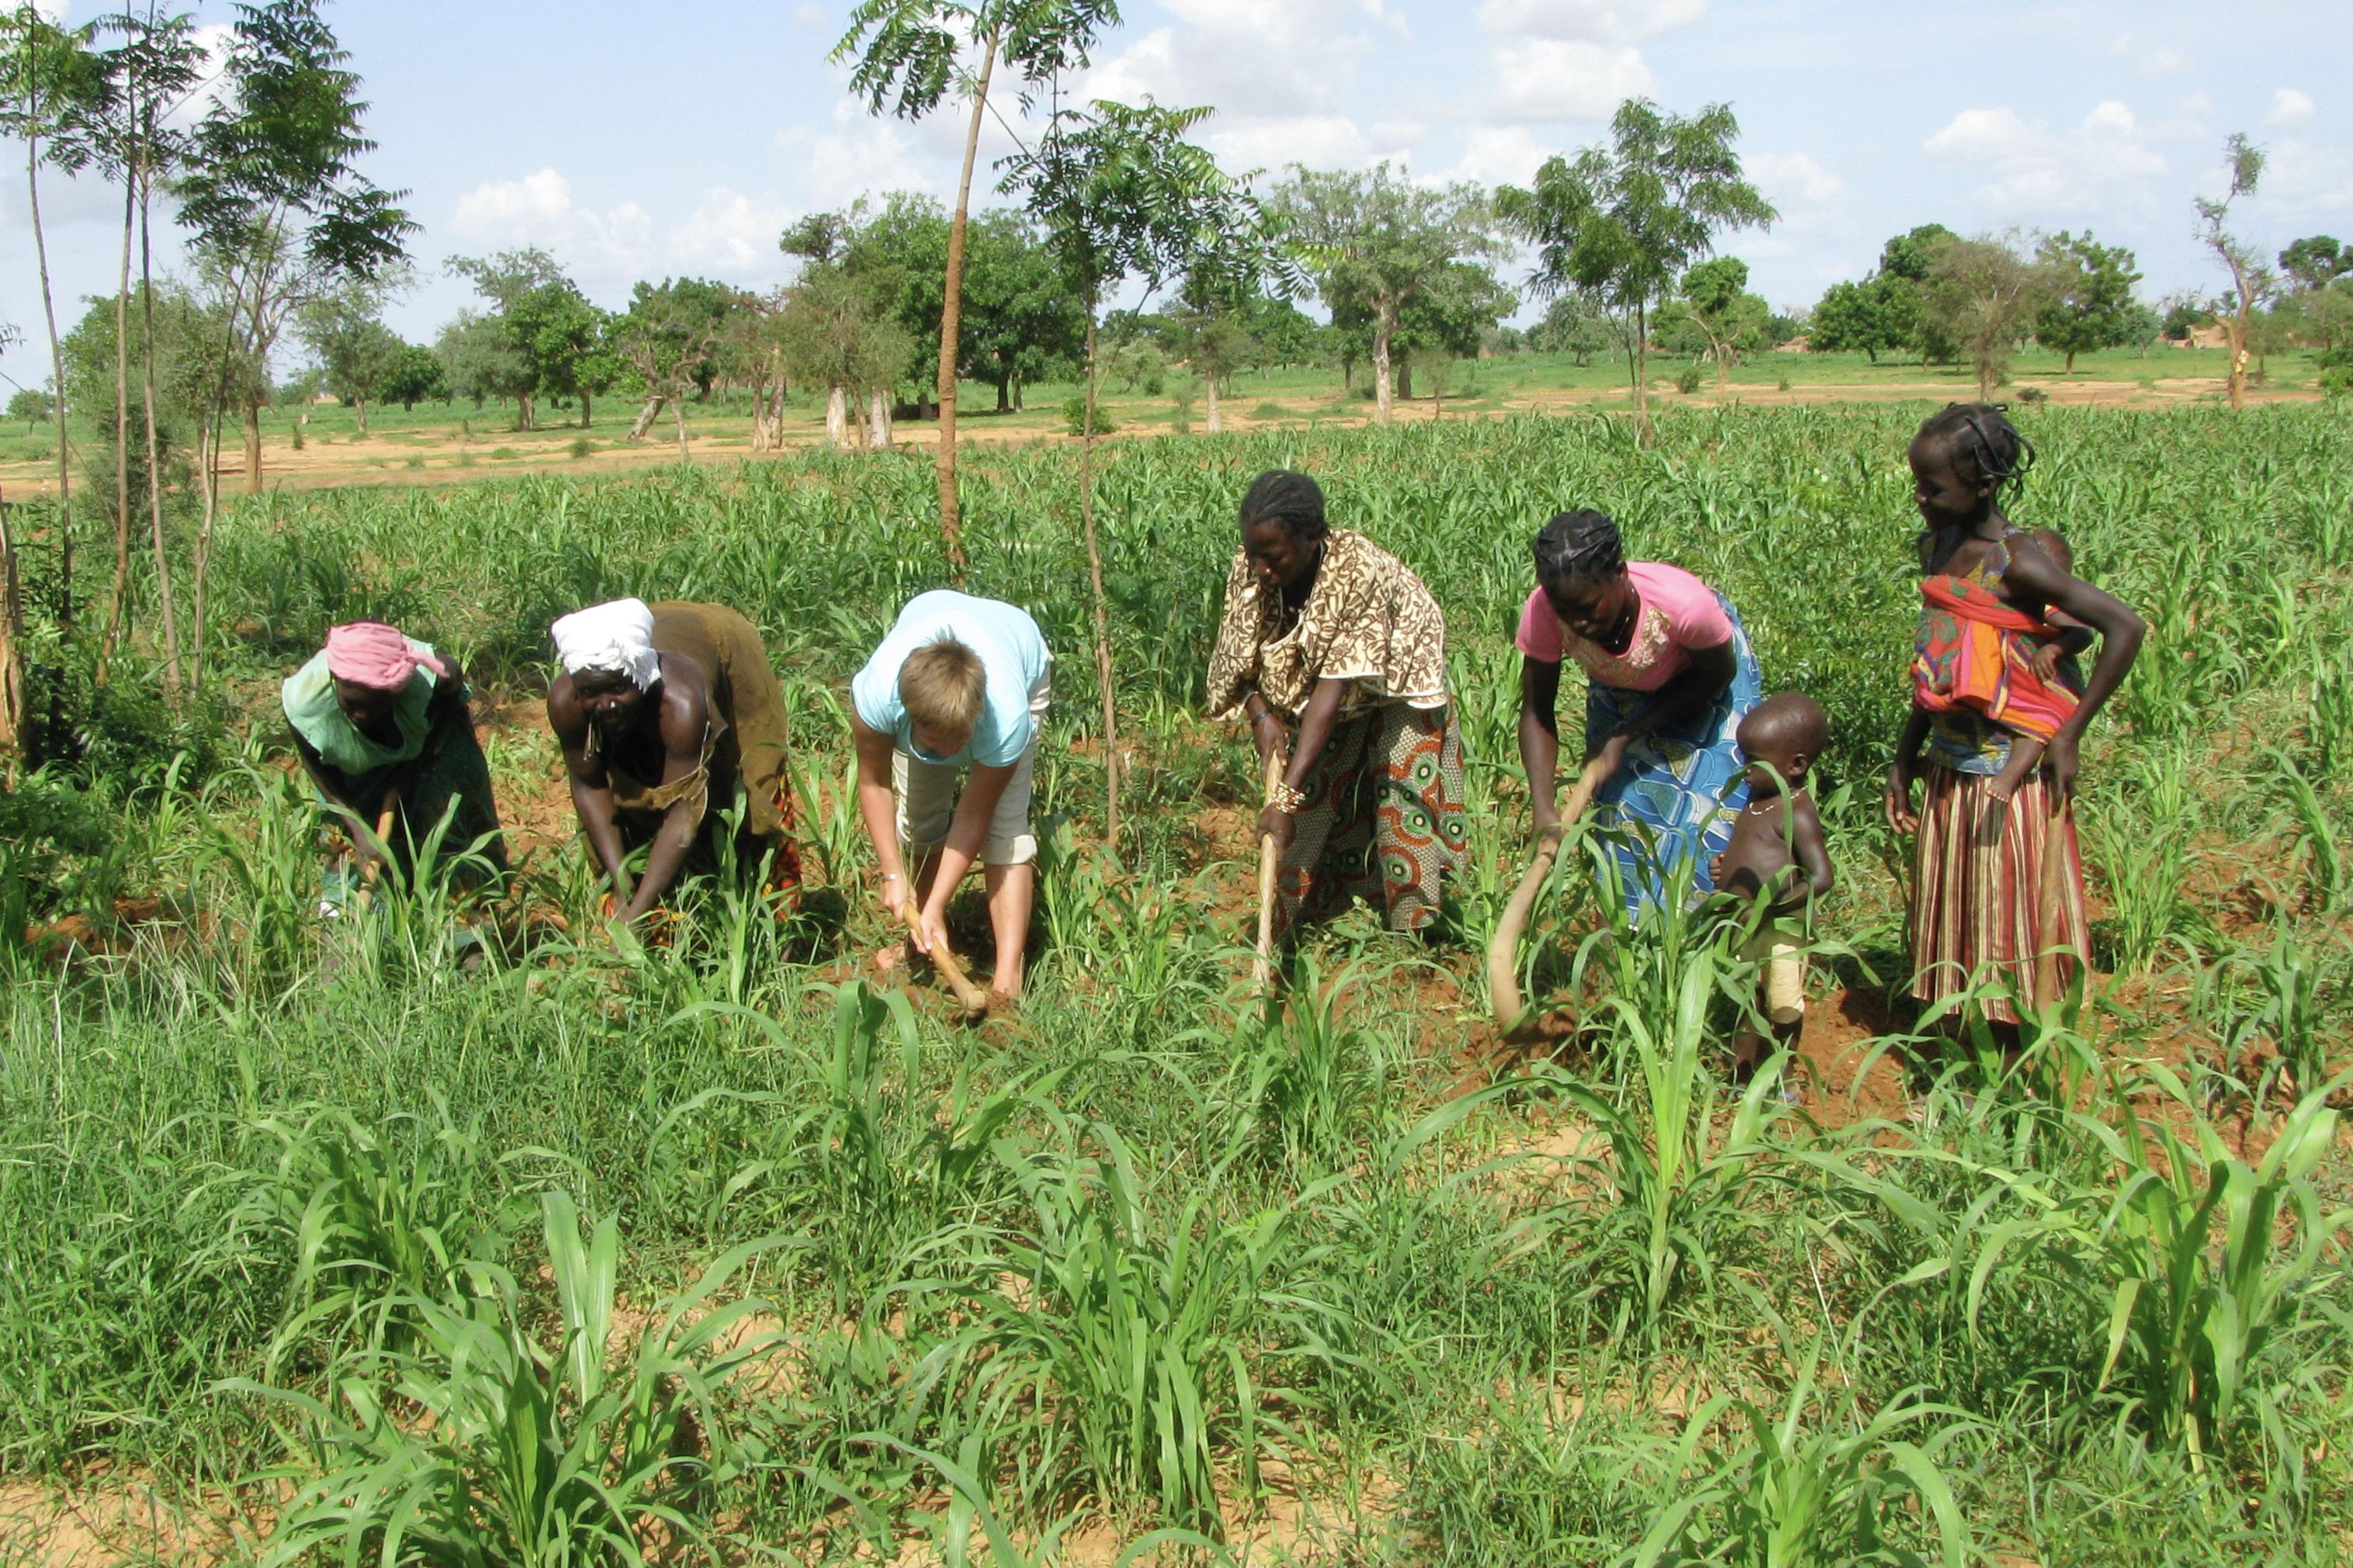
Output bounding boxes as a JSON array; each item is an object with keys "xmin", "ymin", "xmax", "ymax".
[
  {"xmin": 1743, "ymin": 921, "xmax": 1807, "ymax": 1026},
  {"xmin": 893, "ymin": 672, "xmax": 1050, "ymax": 866}
]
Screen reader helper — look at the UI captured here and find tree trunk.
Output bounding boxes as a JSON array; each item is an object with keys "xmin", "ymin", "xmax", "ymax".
[
  {"xmin": 191, "ymin": 419, "xmax": 214, "ymax": 689},
  {"xmin": 354, "ymin": 396, "xmax": 369, "ymax": 435},
  {"xmin": 995, "ymin": 379, "xmax": 1010, "ymax": 413},
  {"xmin": 629, "ymin": 395, "xmax": 666, "ymax": 441},
  {"xmin": 1397, "ymin": 358, "xmax": 1412, "ymax": 401},
  {"xmin": 244, "ymin": 403, "xmax": 263, "ymax": 493},
  {"xmin": 825, "ymin": 384, "xmax": 849, "ymax": 449},
  {"xmin": 1012, "ymin": 376, "xmax": 1024, "ymax": 412},
  {"xmin": 579, "ymin": 390, "xmax": 592, "ymax": 429},
  {"xmin": 674, "ymin": 396, "xmax": 689, "ymax": 460},
  {"xmin": 136, "ymin": 157, "xmax": 180, "ymax": 696},
  {"xmin": 933, "ymin": 26, "xmax": 999, "ymax": 583},
  {"xmin": 29, "ymin": 119, "xmax": 71, "ymax": 628},
  {"xmin": 0, "ymin": 492, "xmax": 21, "ymax": 773},
  {"xmin": 1204, "ymin": 372, "xmax": 1222, "ymax": 434},
  {"xmin": 2064, "ymin": 349, "xmax": 2077, "ymax": 373},
  {"xmin": 1631, "ymin": 300, "xmax": 1651, "ymax": 438},
  {"xmin": 103, "ymin": 173, "xmax": 133, "ymax": 670},
  {"xmin": 1078, "ymin": 312, "xmax": 1119, "ymax": 850},
  {"xmin": 1371, "ymin": 313, "xmax": 1395, "ymax": 425},
  {"xmin": 867, "ymin": 390, "xmax": 892, "ymax": 448},
  {"xmin": 2227, "ymin": 288, "xmax": 2250, "ymax": 411},
  {"xmin": 518, "ymin": 393, "xmax": 536, "ymax": 431}
]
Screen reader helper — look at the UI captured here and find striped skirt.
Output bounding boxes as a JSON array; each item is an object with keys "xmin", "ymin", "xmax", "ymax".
[{"xmin": 1909, "ymin": 763, "xmax": 2088, "ymax": 1024}]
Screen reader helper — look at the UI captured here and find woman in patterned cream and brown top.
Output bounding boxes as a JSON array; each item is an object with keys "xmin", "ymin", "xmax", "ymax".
[{"xmin": 1205, "ymin": 469, "xmax": 1467, "ymax": 941}]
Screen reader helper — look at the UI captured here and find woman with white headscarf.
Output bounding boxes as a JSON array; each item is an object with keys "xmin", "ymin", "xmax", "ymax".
[{"xmin": 546, "ymin": 598, "xmax": 802, "ymax": 926}]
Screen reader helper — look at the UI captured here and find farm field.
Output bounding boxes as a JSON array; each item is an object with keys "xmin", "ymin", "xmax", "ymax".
[
  {"xmin": 2, "ymin": 403, "xmax": 2350, "ymax": 1564},
  {"xmin": 0, "ymin": 341, "xmax": 2323, "ymax": 500}
]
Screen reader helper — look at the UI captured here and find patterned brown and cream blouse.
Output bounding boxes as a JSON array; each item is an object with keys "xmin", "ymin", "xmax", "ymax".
[{"xmin": 1204, "ymin": 528, "xmax": 1450, "ymax": 723}]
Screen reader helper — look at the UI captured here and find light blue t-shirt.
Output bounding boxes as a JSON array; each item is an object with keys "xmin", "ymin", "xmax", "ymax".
[{"xmin": 851, "ymin": 591, "xmax": 1051, "ymax": 768}]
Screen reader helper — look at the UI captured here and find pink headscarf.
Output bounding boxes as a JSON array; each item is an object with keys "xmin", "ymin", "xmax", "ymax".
[{"xmin": 324, "ymin": 621, "xmax": 448, "ymax": 690}]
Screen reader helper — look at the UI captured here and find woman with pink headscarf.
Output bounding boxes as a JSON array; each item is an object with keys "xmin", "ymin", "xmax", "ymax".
[{"xmin": 281, "ymin": 621, "xmax": 507, "ymax": 908}]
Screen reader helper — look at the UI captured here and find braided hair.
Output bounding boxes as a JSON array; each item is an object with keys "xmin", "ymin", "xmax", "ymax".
[
  {"xmin": 1531, "ymin": 509, "xmax": 1626, "ymax": 587},
  {"xmin": 1239, "ymin": 469, "xmax": 1329, "ymax": 543},
  {"xmin": 1917, "ymin": 403, "xmax": 2036, "ymax": 504}
]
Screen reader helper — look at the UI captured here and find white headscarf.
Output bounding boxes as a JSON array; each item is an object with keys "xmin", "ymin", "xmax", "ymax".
[{"xmin": 551, "ymin": 597, "xmax": 661, "ymax": 690}]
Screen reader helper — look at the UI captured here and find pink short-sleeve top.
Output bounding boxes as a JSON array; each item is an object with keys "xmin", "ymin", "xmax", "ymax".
[{"xmin": 1515, "ymin": 560, "xmax": 1732, "ymax": 692}]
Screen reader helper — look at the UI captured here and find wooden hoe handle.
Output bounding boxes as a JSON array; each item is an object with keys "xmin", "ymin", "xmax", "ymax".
[
  {"xmin": 1486, "ymin": 756, "xmax": 1613, "ymax": 1039},
  {"xmin": 902, "ymin": 899, "xmax": 989, "ymax": 1021},
  {"xmin": 1252, "ymin": 750, "xmax": 1284, "ymax": 992},
  {"xmin": 355, "ymin": 792, "xmax": 398, "ymax": 909},
  {"xmin": 2032, "ymin": 791, "xmax": 2073, "ymax": 1011}
]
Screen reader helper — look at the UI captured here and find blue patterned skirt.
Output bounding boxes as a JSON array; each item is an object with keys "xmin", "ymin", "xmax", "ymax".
[{"xmin": 1581, "ymin": 594, "xmax": 1762, "ymax": 916}]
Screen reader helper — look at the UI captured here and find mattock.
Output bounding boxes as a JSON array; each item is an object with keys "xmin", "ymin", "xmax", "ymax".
[
  {"xmin": 901, "ymin": 899, "xmax": 990, "ymax": 1023},
  {"xmin": 1486, "ymin": 755, "xmax": 1613, "ymax": 1041}
]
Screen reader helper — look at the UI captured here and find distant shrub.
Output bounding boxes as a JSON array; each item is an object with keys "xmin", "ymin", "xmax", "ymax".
[
  {"xmin": 1676, "ymin": 365, "xmax": 1704, "ymax": 395},
  {"xmin": 1062, "ymin": 396, "xmax": 1117, "ymax": 438},
  {"xmin": 569, "ymin": 436, "xmax": 594, "ymax": 459}
]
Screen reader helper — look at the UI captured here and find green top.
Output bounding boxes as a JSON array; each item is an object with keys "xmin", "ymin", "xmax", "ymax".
[{"xmin": 279, "ymin": 643, "xmax": 442, "ymax": 775}]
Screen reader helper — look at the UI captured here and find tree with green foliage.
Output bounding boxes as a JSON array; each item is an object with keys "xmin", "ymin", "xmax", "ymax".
[
  {"xmin": 612, "ymin": 277, "xmax": 750, "ymax": 438},
  {"xmin": 1922, "ymin": 232, "xmax": 2048, "ymax": 400},
  {"xmin": 1273, "ymin": 162, "xmax": 1495, "ymax": 426},
  {"xmin": 2277, "ymin": 236, "xmax": 2346, "ymax": 294},
  {"xmin": 833, "ymin": 0, "xmax": 1122, "ymax": 576},
  {"xmin": 961, "ymin": 209, "xmax": 1086, "ymax": 412},
  {"xmin": 775, "ymin": 263, "xmax": 913, "ymax": 451},
  {"xmin": 85, "ymin": 8, "xmax": 203, "ymax": 683},
  {"xmin": 1807, "ymin": 279, "xmax": 1894, "ymax": 362},
  {"xmin": 1533, "ymin": 292, "xmax": 1613, "ymax": 365},
  {"xmin": 382, "ymin": 340, "xmax": 443, "ymax": 410},
  {"xmin": 297, "ymin": 282, "xmax": 404, "ymax": 433},
  {"xmin": 175, "ymin": 0, "xmax": 411, "ymax": 691},
  {"xmin": 435, "ymin": 309, "xmax": 520, "ymax": 410},
  {"xmin": 1391, "ymin": 260, "xmax": 1515, "ymax": 410},
  {"xmin": 2033, "ymin": 231, "xmax": 2140, "ymax": 372},
  {"xmin": 1240, "ymin": 292, "xmax": 1316, "ymax": 370},
  {"xmin": 1496, "ymin": 98, "xmax": 1774, "ymax": 431},
  {"xmin": 1, "ymin": 5, "xmax": 109, "ymax": 634},
  {"xmin": 1000, "ymin": 94, "xmax": 1277, "ymax": 845},
  {"xmin": 2195, "ymin": 133, "xmax": 2269, "ymax": 410},
  {"xmin": 1676, "ymin": 254, "xmax": 1768, "ymax": 389},
  {"xmin": 447, "ymin": 250, "xmax": 612, "ymax": 430}
]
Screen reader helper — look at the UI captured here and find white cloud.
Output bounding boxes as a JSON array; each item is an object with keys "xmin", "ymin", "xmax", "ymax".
[
  {"xmin": 2137, "ymin": 47, "xmax": 2195, "ymax": 78},
  {"xmin": 1749, "ymin": 150, "xmax": 1844, "ymax": 206},
  {"xmin": 792, "ymin": 2, "xmax": 825, "ymax": 26},
  {"xmin": 2267, "ymin": 88, "xmax": 2316, "ymax": 128},
  {"xmin": 1925, "ymin": 100, "xmax": 2168, "ymax": 218},
  {"xmin": 666, "ymin": 189, "xmax": 798, "ymax": 278},
  {"xmin": 1491, "ymin": 39, "xmax": 1655, "ymax": 123},
  {"xmin": 1070, "ymin": 1, "xmax": 1393, "ymax": 179},
  {"xmin": 2251, "ymin": 137, "xmax": 2353, "ymax": 220},
  {"xmin": 1477, "ymin": 0, "xmax": 1705, "ymax": 43},
  {"xmin": 1436, "ymin": 124, "xmax": 1553, "ymax": 186},
  {"xmin": 449, "ymin": 168, "xmax": 657, "ymax": 286}
]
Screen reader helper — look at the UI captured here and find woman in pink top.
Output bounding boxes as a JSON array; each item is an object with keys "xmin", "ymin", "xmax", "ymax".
[{"xmin": 1515, "ymin": 510, "xmax": 1761, "ymax": 912}]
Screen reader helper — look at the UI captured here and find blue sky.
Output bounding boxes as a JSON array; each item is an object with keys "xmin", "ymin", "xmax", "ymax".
[{"xmin": 2, "ymin": 0, "xmax": 2347, "ymax": 362}]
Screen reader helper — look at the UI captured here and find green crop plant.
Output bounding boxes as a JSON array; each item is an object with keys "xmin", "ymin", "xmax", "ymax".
[
  {"xmin": 1624, "ymin": 1357, "xmax": 1978, "ymax": 1568},
  {"xmin": 1539, "ymin": 947, "xmax": 1790, "ymax": 1333},
  {"xmin": 234, "ymin": 1190, "xmax": 779, "ymax": 1565},
  {"xmin": 1960, "ymin": 1076, "xmax": 2351, "ymax": 1467},
  {"xmin": 244, "ymin": 1096, "xmax": 513, "ymax": 1366},
  {"xmin": 2213, "ymin": 928, "xmax": 2350, "ymax": 1109},
  {"xmin": 940, "ymin": 1124, "xmax": 1348, "ymax": 1534}
]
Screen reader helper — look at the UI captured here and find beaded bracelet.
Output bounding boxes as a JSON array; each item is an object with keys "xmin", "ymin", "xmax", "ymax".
[{"xmin": 1268, "ymin": 780, "xmax": 1308, "ymax": 815}]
